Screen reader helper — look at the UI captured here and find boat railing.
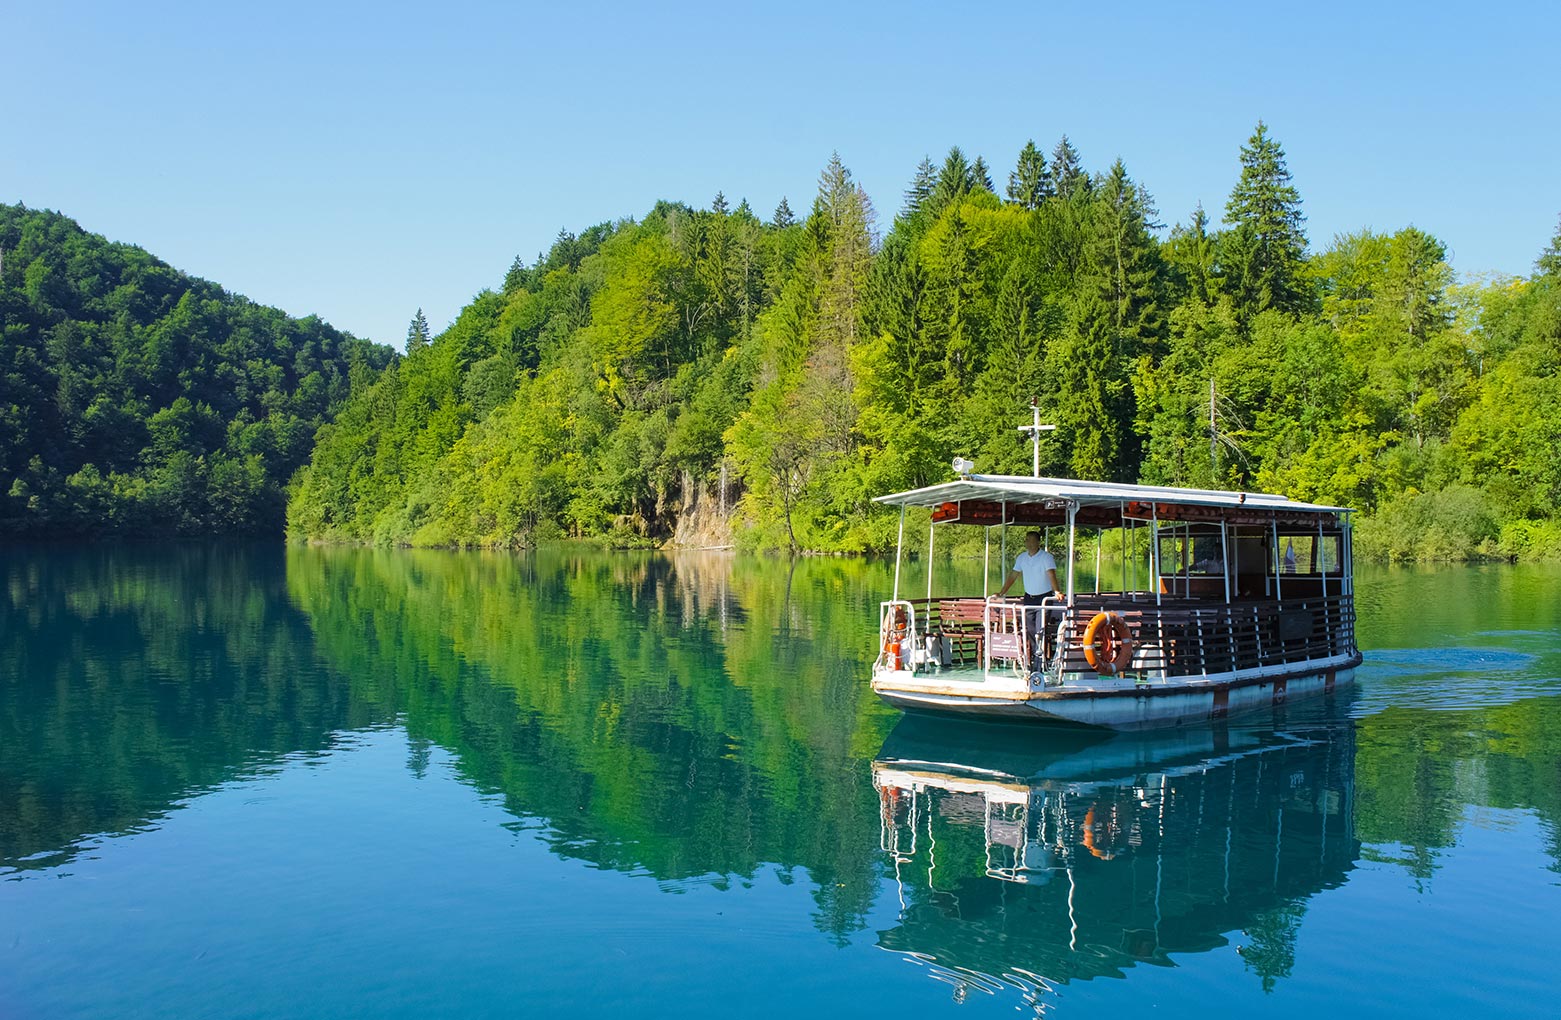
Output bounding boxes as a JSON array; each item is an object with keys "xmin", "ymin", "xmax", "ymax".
[
  {"xmin": 876, "ymin": 599, "xmax": 919, "ymax": 671},
  {"xmin": 876, "ymin": 593, "xmax": 1356, "ymax": 681},
  {"xmin": 1057, "ymin": 593, "xmax": 1356, "ymax": 680}
]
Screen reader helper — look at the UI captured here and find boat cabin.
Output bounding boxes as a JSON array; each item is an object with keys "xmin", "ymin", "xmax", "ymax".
[{"xmin": 871, "ymin": 474, "xmax": 1361, "ymax": 728}]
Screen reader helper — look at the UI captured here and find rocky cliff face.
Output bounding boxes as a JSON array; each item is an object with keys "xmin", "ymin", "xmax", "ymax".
[{"xmin": 668, "ymin": 471, "xmax": 738, "ymax": 549}]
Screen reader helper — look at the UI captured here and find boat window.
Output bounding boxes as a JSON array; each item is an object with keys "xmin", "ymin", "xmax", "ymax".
[
  {"xmin": 1278, "ymin": 534, "xmax": 1342, "ymax": 574},
  {"xmin": 1158, "ymin": 527, "xmax": 1225, "ymax": 576}
]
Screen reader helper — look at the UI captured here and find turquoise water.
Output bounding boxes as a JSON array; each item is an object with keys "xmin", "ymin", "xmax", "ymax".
[{"xmin": 2, "ymin": 546, "xmax": 1559, "ymax": 1017}]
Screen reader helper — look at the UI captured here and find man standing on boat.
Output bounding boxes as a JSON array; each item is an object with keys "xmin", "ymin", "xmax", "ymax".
[{"xmin": 996, "ymin": 531, "xmax": 1061, "ymax": 668}]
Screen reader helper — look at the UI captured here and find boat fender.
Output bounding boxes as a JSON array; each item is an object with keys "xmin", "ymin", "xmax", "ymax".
[{"xmin": 1082, "ymin": 611, "xmax": 1135, "ymax": 676}]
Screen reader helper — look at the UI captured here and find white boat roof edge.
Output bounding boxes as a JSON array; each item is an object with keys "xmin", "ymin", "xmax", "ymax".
[{"xmin": 872, "ymin": 474, "xmax": 1352, "ymax": 515}]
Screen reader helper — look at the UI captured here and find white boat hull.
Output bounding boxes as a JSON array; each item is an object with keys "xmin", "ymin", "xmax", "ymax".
[{"xmin": 872, "ymin": 654, "xmax": 1360, "ymax": 730}]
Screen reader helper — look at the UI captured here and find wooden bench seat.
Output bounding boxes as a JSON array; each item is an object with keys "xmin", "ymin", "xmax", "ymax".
[{"xmin": 937, "ymin": 599, "xmax": 987, "ymax": 665}]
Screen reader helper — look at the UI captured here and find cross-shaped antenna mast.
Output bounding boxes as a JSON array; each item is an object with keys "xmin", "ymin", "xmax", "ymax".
[{"xmin": 1017, "ymin": 397, "xmax": 1057, "ymax": 478}]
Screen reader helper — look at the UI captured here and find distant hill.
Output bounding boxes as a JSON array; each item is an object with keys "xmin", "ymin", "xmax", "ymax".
[{"xmin": 0, "ymin": 204, "xmax": 393, "ymax": 536}]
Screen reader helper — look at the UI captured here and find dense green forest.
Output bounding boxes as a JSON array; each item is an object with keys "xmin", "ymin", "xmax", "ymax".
[
  {"xmin": 0, "ymin": 205, "xmax": 392, "ymax": 536},
  {"xmin": 287, "ymin": 125, "xmax": 1561, "ymax": 560}
]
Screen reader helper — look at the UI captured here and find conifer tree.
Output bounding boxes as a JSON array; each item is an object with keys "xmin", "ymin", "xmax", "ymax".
[
  {"xmin": 406, "ymin": 308, "xmax": 430, "ymax": 352},
  {"xmin": 772, "ymin": 196, "xmax": 795, "ymax": 228},
  {"xmin": 931, "ymin": 146, "xmax": 973, "ymax": 212},
  {"xmin": 1054, "ymin": 294, "xmax": 1128, "ymax": 481},
  {"xmin": 1090, "ymin": 159, "xmax": 1164, "ymax": 355},
  {"xmin": 904, "ymin": 157, "xmax": 937, "ymax": 216},
  {"xmin": 1164, "ymin": 205, "xmax": 1218, "ymax": 304},
  {"xmin": 1006, "ymin": 140, "xmax": 1052, "ymax": 210},
  {"xmin": 1220, "ymin": 122, "xmax": 1310, "ymax": 317},
  {"xmin": 1051, "ymin": 135, "xmax": 1088, "ymax": 200},
  {"xmin": 712, "ymin": 191, "xmax": 729, "ymax": 215},
  {"xmin": 503, "ymin": 255, "xmax": 526, "ymax": 293},
  {"xmin": 1537, "ymin": 214, "xmax": 1561, "ymax": 279},
  {"xmin": 970, "ymin": 156, "xmax": 995, "ymax": 194}
]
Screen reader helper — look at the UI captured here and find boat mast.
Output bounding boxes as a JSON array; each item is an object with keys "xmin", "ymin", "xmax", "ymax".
[{"xmin": 1017, "ymin": 397, "xmax": 1056, "ymax": 478}]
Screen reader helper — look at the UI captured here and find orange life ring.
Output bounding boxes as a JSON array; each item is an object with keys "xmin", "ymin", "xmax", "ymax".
[
  {"xmin": 882, "ymin": 606, "xmax": 910, "ymax": 670},
  {"xmin": 1082, "ymin": 804, "xmax": 1115, "ymax": 859},
  {"xmin": 1082, "ymin": 611, "xmax": 1134, "ymax": 675}
]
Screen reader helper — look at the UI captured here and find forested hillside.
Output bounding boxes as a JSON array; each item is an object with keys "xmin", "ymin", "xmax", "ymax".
[
  {"xmin": 277, "ymin": 125, "xmax": 1555, "ymax": 559},
  {"xmin": 0, "ymin": 206, "xmax": 392, "ymax": 536}
]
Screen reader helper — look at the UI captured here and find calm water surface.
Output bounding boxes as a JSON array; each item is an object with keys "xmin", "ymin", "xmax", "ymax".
[{"xmin": 2, "ymin": 547, "xmax": 1560, "ymax": 1017}]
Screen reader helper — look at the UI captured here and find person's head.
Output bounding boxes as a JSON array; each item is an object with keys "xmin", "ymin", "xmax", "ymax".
[{"xmin": 1024, "ymin": 530, "xmax": 1042, "ymax": 553}]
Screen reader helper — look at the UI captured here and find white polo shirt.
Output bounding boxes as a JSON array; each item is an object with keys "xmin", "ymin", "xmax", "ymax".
[{"xmin": 1013, "ymin": 549, "xmax": 1057, "ymax": 595}]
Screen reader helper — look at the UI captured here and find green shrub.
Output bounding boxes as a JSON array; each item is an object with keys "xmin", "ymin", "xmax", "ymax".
[{"xmin": 1355, "ymin": 485, "xmax": 1502, "ymax": 562}]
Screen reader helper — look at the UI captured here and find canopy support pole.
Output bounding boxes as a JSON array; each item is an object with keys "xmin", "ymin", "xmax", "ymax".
[
  {"xmin": 1095, "ymin": 526, "xmax": 1102, "ymax": 595},
  {"xmin": 1000, "ymin": 501, "xmax": 1008, "ymax": 581},
  {"xmin": 1121, "ymin": 501, "xmax": 1130, "ymax": 601},
  {"xmin": 926, "ymin": 518, "xmax": 935, "ymax": 608},
  {"xmin": 1065, "ymin": 502, "xmax": 1077, "ymax": 606},
  {"xmin": 1318, "ymin": 517, "xmax": 1327, "ymax": 598},
  {"xmin": 983, "ymin": 526, "xmax": 991, "ymax": 598},
  {"xmin": 892, "ymin": 506, "xmax": 905, "ymax": 601},
  {"xmin": 1220, "ymin": 521, "xmax": 1231, "ymax": 604},
  {"xmin": 1272, "ymin": 516, "xmax": 1282, "ymax": 604},
  {"xmin": 1151, "ymin": 504, "xmax": 1161, "ymax": 607}
]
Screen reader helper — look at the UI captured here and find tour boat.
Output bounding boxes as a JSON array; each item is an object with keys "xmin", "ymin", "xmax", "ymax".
[{"xmin": 871, "ymin": 469, "xmax": 1361, "ymax": 729}]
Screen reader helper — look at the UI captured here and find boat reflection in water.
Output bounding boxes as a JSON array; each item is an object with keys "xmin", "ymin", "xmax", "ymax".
[{"xmin": 872, "ymin": 710, "xmax": 1358, "ymax": 1010}]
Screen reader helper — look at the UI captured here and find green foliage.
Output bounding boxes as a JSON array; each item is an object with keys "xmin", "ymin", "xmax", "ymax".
[
  {"xmin": 0, "ymin": 204, "xmax": 392, "ymax": 536},
  {"xmin": 272, "ymin": 138, "xmax": 1561, "ymax": 561},
  {"xmin": 1221, "ymin": 121, "xmax": 1311, "ymax": 318},
  {"xmin": 406, "ymin": 308, "xmax": 430, "ymax": 351},
  {"xmin": 1005, "ymin": 140, "xmax": 1052, "ymax": 210},
  {"xmin": 1355, "ymin": 485, "xmax": 1502, "ymax": 561}
]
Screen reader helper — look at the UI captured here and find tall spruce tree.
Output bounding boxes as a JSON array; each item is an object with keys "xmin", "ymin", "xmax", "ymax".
[
  {"xmin": 772, "ymin": 196, "xmax": 795, "ymax": 228},
  {"xmin": 1006, "ymin": 140, "xmax": 1052, "ymax": 210},
  {"xmin": 406, "ymin": 308, "xmax": 431, "ymax": 352},
  {"xmin": 931, "ymin": 147, "xmax": 973, "ymax": 213},
  {"xmin": 1054, "ymin": 294, "xmax": 1128, "ymax": 481},
  {"xmin": 503, "ymin": 255, "xmax": 526, "ymax": 293},
  {"xmin": 970, "ymin": 156, "xmax": 995, "ymax": 194},
  {"xmin": 1090, "ymin": 159, "xmax": 1165, "ymax": 356},
  {"xmin": 1051, "ymin": 135, "xmax": 1088, "ymax": 200},
  {"xmin": 904, "ymin": 157, "xmax": 937, "ymax": 216},
  {"xmin": 1220, "ymin": 122, "xmax": 1310, "ymax": 317},
  {"xmin": 1164, "ymin": 204, "xmax": 1219, "ymax": 304}
]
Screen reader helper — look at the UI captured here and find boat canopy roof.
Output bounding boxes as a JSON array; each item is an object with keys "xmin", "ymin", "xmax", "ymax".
[{"xmin": 874, "ymin": 474, "xmax": 1351, "ymax": 521}]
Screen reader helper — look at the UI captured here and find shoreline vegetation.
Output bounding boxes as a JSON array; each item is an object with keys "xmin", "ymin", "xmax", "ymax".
[{"xmin": 6, "ymin": 125, "xmax": 1560, "ymax": 563}]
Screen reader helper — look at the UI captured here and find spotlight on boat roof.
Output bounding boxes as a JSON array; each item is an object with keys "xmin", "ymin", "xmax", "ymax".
[{"xmin": 952, "ymin": 456, "xmax": 976, "ymax": 477}]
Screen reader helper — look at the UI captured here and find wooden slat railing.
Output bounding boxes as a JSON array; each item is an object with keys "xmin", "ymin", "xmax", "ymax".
[{"xmin": 885, "ymin": 593, "xmax": 1356, "ymax": 678}]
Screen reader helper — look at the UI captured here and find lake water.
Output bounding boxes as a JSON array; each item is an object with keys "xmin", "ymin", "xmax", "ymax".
[{"xmin": 3, "ymin": 546, "xmax": 1560, "ymax": 1018}]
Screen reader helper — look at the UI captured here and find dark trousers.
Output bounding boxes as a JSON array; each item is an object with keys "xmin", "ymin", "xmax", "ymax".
[{"xmin": 1021, "ymin": 593, "xmax": 1054, "ymax": 665}]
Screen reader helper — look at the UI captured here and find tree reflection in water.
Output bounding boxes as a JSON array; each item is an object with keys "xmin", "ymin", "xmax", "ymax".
[{"xmin": 5, "ymin": 546, "xmax": 1561, "ymax": 1013}]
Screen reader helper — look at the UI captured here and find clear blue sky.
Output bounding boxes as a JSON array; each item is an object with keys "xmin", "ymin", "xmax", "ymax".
[{"xmin": 6, "ymin": 1, "xmax": 1558, "ymax": 348}]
